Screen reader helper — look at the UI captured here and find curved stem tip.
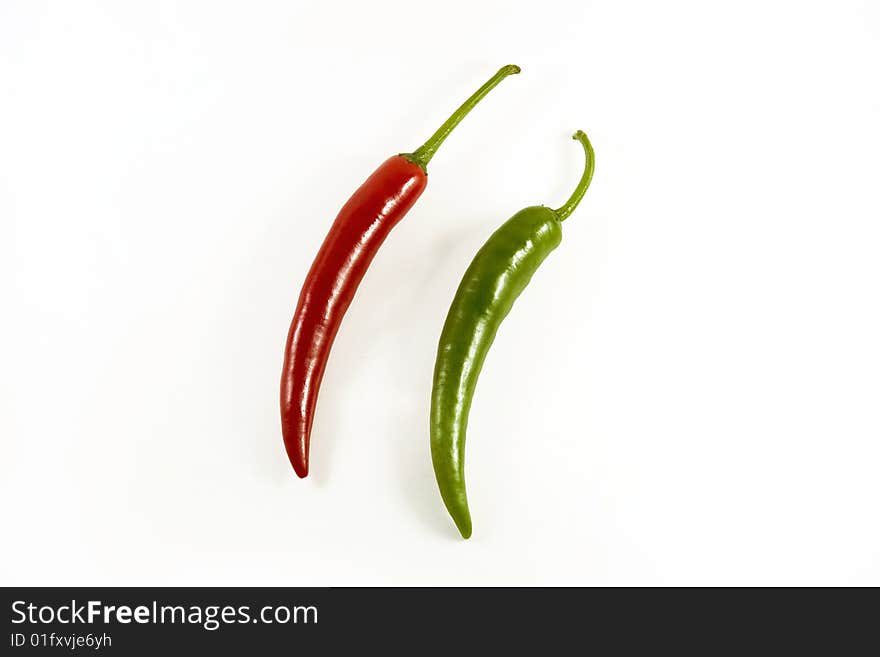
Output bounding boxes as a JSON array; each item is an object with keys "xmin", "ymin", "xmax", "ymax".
[
  {"xmin": 554, "ymin": 130, "xmax": 595, "ymax": 222},
  {"xmin": 405, "ymin": 65, "xmax": 521, "ymax": 170}
]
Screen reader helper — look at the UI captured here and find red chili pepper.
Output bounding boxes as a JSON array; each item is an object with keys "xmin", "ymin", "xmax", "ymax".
[{"xmin": 281, "ymin": 65, "xmax": 520, "ymax": 478}]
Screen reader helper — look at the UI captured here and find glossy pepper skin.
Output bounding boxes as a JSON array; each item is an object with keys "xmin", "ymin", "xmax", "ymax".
[
  {"xmin": 281, "ymin": 65, "xmax": 520, "ymax": 478},
  {"xmin": 431, "ymin": 131, "xmax": 595, "ymax": 537}
]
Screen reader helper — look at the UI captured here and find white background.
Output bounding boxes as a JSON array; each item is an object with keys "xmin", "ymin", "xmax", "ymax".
[{"xmin": 3, "ymin": 0, "xmax": 879, "ymax": 586}]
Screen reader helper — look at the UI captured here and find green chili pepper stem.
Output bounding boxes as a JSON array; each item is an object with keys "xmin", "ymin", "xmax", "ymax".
[
  {"xmin": 554, "ymin": 130, "xmax": 595, "ymax": 222},
  {"xmin": 404, "ymin": 65, "xmax": 521, "ymax": 171}
]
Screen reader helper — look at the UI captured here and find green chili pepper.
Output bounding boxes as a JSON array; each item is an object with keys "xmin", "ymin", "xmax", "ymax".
[{"xmin": 430, "ymin": 130, "xmax": 595, "ymax": 538}]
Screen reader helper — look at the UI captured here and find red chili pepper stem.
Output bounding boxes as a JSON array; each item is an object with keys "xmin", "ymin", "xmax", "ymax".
[
  {"xmin": 403, "ymin": 65, "xmax": 521, "ymax": 171},
  {"xmin": 554, "ymin": 130, "xmax": 596, "ymax": 222}
]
